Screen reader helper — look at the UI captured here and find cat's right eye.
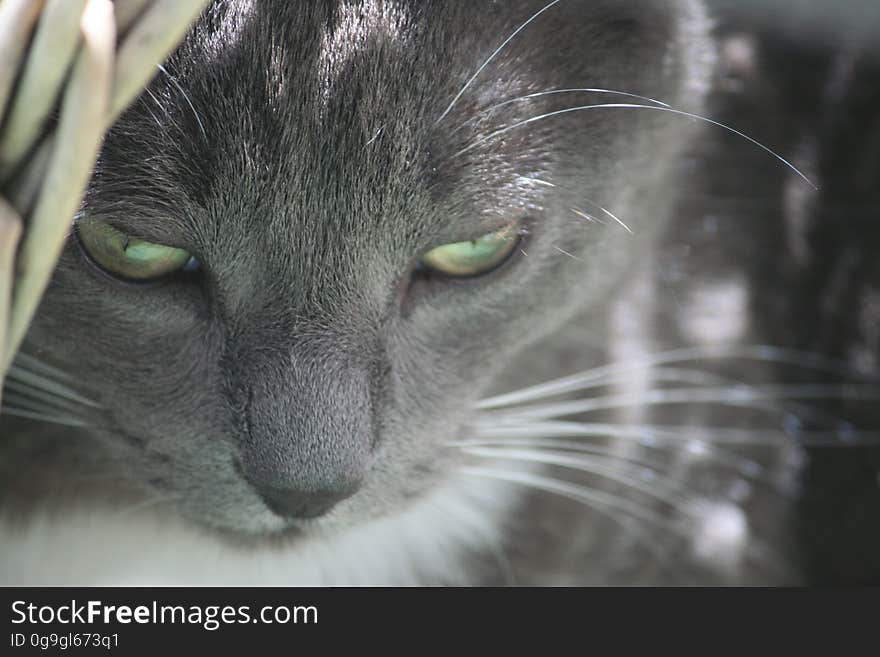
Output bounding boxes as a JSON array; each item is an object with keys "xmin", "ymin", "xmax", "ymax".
[{"xmin": 76, "ymin": 217, "xmax": 198, "ymax": 283}]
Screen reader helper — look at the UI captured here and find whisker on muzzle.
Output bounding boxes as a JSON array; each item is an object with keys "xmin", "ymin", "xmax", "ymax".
[
  {"xmin": 457, "ymin": 464, "xmax": 677, "ymax": 563},
  {"xmin": 0, "ymin": 406, "xmax": 90, "ymax": 428},
  {"xmin": 5, "ymin": 363, "xmax": 101, "ymax": 408},
  {"xmin": 479, "ymin": 384, "xmax": 880, "ymax": 424},
  {"xmin": 452, "ymin": 435, "xmax": 770, "ymax": 482},
  {"xmin": 476, "ymin": 345, "xmax": 878, "ymax": 410}
]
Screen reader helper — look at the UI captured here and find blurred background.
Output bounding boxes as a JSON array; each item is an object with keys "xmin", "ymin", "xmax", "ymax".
[{"xmin": 677, "ymin": 0, "xmax": 880, "ymax": 584}]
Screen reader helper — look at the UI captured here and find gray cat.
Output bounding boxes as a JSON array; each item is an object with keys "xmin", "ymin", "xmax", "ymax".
[{"xmin": 1, "ymin": 0, "xmax": 878, "ymax": 585}]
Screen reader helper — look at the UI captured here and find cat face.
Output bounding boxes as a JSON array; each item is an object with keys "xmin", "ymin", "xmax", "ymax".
[{"xmin": 23, "ymin": 0, "xmax": 714, "ymax": 535}]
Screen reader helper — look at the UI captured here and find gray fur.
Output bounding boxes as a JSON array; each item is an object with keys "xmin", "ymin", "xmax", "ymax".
[{"xmin": 1, "ymin": 0, "xmax": 877, "ymax": 585}]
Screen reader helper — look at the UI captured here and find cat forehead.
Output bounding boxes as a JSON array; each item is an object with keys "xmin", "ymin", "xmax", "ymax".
[
  {"xmin": 97, "ymin": 4, "xmax": 520, "ymax": 241},
  {"xmin": 82, "ymin": 5, "xmax": 526, "ymax": 322},
  {"xmin": 92, "ymin": 0, "xmax": 682, "ymax": 247}
]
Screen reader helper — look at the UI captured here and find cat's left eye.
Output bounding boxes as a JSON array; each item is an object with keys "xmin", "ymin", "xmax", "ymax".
[
  {"xmin": 418, "ymin": 224, "xmax": 521, "ymax": 279},
  {"xmin": 76, "ymin": 217, "xmax": 198, "ymax": 282}
]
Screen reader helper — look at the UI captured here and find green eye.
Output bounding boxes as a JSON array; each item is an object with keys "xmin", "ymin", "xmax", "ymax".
[
  {"xmin": 76, "ymin": 217, "xmax": 195, "ymax": 282},
  {"xmin": 419, "ymin": 225, "xmax": 521, "ymax": 278}
]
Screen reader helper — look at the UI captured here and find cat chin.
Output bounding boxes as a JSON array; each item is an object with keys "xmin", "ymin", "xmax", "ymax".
[{"xmin": 0, "ymin": 470, "xmax": 520, "ymax": 585}]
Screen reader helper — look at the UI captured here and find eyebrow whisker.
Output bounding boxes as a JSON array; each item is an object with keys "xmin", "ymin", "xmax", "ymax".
[
  {"xmin": 436, "ymin": 0, "xmax": 566, "ymax": 123},
  {"xmin": 456, "ymin": 102, "xmax": 817, "ymax": 189}
]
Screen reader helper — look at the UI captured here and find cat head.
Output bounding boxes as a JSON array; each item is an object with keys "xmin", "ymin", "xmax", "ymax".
[{"xmin": 20, "ymin": 0, "xmax": 714, "ymax": 535}]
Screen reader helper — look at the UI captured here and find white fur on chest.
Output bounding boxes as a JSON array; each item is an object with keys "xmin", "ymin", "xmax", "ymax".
[{"xmin": 0, "ymin": 476, "xmax": 515, "ymax": 586}]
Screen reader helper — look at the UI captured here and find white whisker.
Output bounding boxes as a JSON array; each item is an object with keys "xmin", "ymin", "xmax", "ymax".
[
  {"xmin": 366, "ymin": 125, "xmax": 385, "ymax": 147},
  {"xmin": 3, "ymin": 380, "xmax": 91, "ymax": 414},
  {"xmin": 157, "ymin": 64, "xmax": 208, "ymax": 143},
  {"xmin": 0, "ymin": 407, "xmax": 88, "ymax": 428},
  {"xmin": 454, "ymin": 436, "xmax": 769, "ymax": 479},
  {"xmin": 455, "ymin": 103, "xmax": 817, "ymax": 189},
  {"xmin": 481, "ymin": 384, "xmax": 880, "ymax": 422},
  {"xmin": 459, "ymin": 466, "xmax": 674, "ymax": 527},
  {"xmin": 451, "ymin": 87, "xmax": 672, "ymax": 134},
  {"xmin": 470, "ymin": 419, "xmax": 878, "ymax": 449},
  {"xmin": 476, "ymin": 344, "xmax": 876, "ymax": 409},
  {"xmin": 480, "ymin": 366, "xmax": 730, "ymax": 410},
  {"xmin": 5, "ymin": 366, "xmax": 101, "ymax": 408},
  {"xmin": 436, "ymin": 0, "xmax": 565, "ymax": 123},
  {"xmin": 581, "ymin": 199, "xmax": 632, "ymax": 234},
  {"xmin": 461, "ymin": 466, "xmax": 794, "ymax": 581},
  {"xmin": 458, "ymin": 465, "xmax": 677, "ymax": 560},
  {"xmin": 463, "ymin": 446, "xmax": 694, "ymax": 507},
  {"xmin": 12, "ymin": 353, "xmax": 74, "ymax": 381},
  {"xmin": 112, "ymin": 494, "xmax": 183, "ymax": 519},
  {"xmin": 552, "ymin": 245, "xmax": 584, "ymax": 261},
  {"xmin": 142, "ymin": 88, "xmax": 167, "ymax": 129},
  {"xmin": 571, "ymin": 208, "xmax": 598, "ymax": 223},
  {"xmin": 484, "ymin": 87, "xmax": 672, "ymax": 112}
]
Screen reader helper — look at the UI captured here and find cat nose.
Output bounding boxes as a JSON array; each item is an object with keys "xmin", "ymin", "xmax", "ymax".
[{"xmin": 255, "ymin": 483, "xmax": 360, "ymax": 519}]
